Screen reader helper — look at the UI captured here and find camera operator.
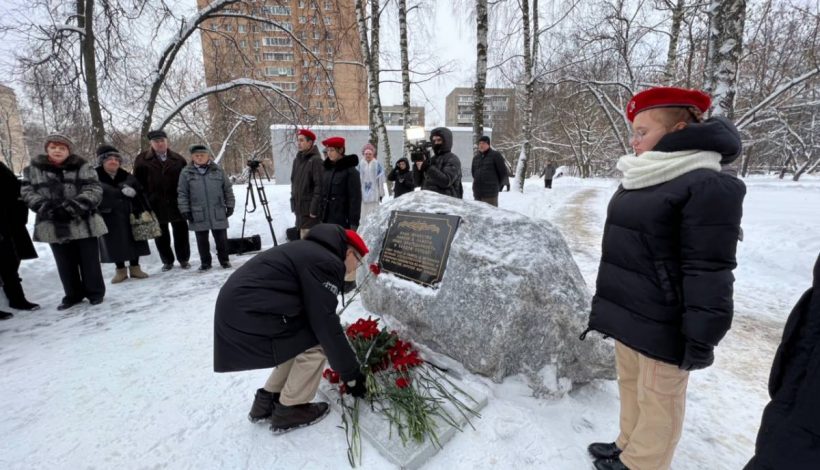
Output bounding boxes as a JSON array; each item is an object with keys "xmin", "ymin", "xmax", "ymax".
[{"xmin": 412, "ymin": 127, "xmax": 463, "ymax": 198}]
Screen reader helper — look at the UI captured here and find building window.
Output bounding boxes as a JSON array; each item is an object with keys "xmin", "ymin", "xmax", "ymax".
[
  {"xmin": 262, "ymin": 6, "xmax": 291, "ymax": 16},
  {"xmin": 325, "ymin": 32, "xmax": 334, "ymax": 40},
  {"xmin": 328, "ymin": 100, "xmax": 336, "ymax": 109},
  {"xmin": 210, "ymin": 24, "xmax": 219, "ymax": 31},
  {"xmin": 298, "ymin": 16, "xmax": 307, "ymax": 24},
  {"xmin": 263, "ymin": 52, "xmax": 294, "ymax": 61},
  {"xmin": 239, "ymin": 40, "xmax": 246, "ymax": 48},
  {"xmin": 265, "ymin": 67, "xmax": 294, "ymax": 77},
  {"xmin": 224, "ymin": 24, "xmax": 232, "ymax": 32},
  {"xmin": 252, "ymin": 25, "xmax": 259, "ymax": 33},
  {"xmin": 238, "ymin": 25, "xmax": 246, "ymax": 33},
  {"xmin": 323, "ymin": 18, "xmax": 332, "ymax": 25},
  {"xmin": 313, "ymin": 31, "xmax": 321, "ymax": 40},
  {"xmin": 264, "ymin": 37, "xmax": 292, "ymax": 46},
  {"xmin": 253, "ymin": 40, "xmax": 260, "ymax": 49},
  {"xmin": 324, "ymin": 1, "xmax": 333, "ymax": 10},
  {"xmin": 298, "ymin": 1, "xmax": 306, "ymax": 7}
]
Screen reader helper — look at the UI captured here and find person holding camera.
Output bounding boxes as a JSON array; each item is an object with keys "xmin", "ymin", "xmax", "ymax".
[
  {"xmin": 412, "ymin": 127, "xmax": 463, "ymax": 198},
  {"xmin": 177, "ymin": 144, "xmax": 235, "ymax": 271},
  {"xmin": 471, "ymin": 135, "xmax": 508, "ymax": 207},
  {"xmin": 387, "ymin": 157, "xmax": 415, "ymax": 198},
  {"xmin": 214, "ymin": 224, "xmax": 369, "ymax": 434}
]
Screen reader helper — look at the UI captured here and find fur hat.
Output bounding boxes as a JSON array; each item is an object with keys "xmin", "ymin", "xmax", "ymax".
[
  {"xmin": 44, "ymin": 134, "xmax": 73, "ymax": 152},
  {"xmin": 147, "ymin": 129, "xmax": 168, "ymax": 140},
  {"xmin": 96, "ymin": 144, "xmax": 122, "ymax": 166},
  {"xmin": 478, "ymin": 135, "xmax": 491, "ymax": 144},
  {"xmin": 189, "ymin": 144, "xmax": 211, "ymax": 155},
  {"xmin": 297, "ymin": 129, "xmax": 316, "ymax": 142},
  {"xmin": 361, "ymin": 143, "xmax": 377, "ymax": 155},
  {"xmin": 626, "ymin": 87, "xmax": 711, "ymax": 122},
  {"xmin": 322, "ymin": 136, "xmax": 345, "ymax": 149}
]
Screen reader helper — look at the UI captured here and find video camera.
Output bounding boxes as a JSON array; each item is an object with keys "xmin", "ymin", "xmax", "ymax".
[{"xmin": 405, "ymin": 126, "xmax": 433, "ymax": 163}]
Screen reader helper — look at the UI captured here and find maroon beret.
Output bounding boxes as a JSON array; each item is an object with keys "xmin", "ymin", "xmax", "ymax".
[
  {"xmin": 297, "ymin": 129, "xmax": 316, "ymax": 141},
  {"xmin": 321, "ymin": 136, "xmax": 345, "ymax": 149},
  {"xmin": 626, "ymin": 87, "xmax": 712, "ymax": 122}
]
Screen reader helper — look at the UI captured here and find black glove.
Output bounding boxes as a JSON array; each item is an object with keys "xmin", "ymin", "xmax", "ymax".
[
  {"xmin": 345, "ymin": 370, "xmax": 367, "ymax": 398},
  {"xmin": 679, "ymin": 340, "xmax": 714, "ymax": 371},
  {"xmin": 52, "ymin": 205, "xmax": 74, "ymax": 222},
  {"xmin": 37, "ymin": 201, "xmax": 58, "ymax": 218},
  {"xmin": 226, "ymin": 207, "xmax": 234, "ymax": 217},
  {"xmin": 182, "ymin": 212, "xmax": 193, "ymax": 222}
]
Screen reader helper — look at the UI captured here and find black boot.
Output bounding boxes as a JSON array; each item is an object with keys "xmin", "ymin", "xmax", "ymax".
[
  {"xmin": 270, "ymin": 402, "xmax": 330, "ymax": 434},
  {"xmin": 248, "ymin": 388, "xmax": 280, "ymax": 423},
  {"xmin": 9, "ymin": 299, "xmax": 40, "ymax": 311},
  {"xmin": 594, "ymin": 457, "xmax": 629, "ymax": 470},
  {"xmin": 57, "ymin": 298, "xmax": 83, "ymax": 310},
  {"xmin": 0, "ymin": 310, "xmax": 13, "ymax": 320},
  {"xmin": 588, "ymin": 442, "xmax": 621, "ymax": 460}
]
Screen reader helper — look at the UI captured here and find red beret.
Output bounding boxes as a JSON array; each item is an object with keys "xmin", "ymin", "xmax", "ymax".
[
  {"xmin": 344, "ymin": 229, "xmax": 369, "ymax": 257},
  {"xmin": 626, "ymin": 87, "xmax": 711, "ymax": 122},
  {"xmin": 321, "ymin": 136, "xmax": 345, "ymax": 148},
  {"xmin": 297, "ymin": 129, "xmax": 316, "ymax": 141}
]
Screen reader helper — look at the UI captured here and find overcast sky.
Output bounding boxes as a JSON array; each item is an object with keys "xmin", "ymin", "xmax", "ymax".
[{"xmin": 0, "ymin": 0, "xmax": 482, "ymax": 127}]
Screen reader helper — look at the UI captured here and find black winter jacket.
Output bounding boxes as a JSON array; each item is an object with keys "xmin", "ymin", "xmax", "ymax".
[
  {"xmin": 291, "ymin": 145, "xmax": 324, "ymax": 230},
  {"xmin": 213, "ymin": 224, "xmax": 360, "ymax": 380},
  {"xmin": 321, "ymin": 154, "xmax": 361, "ymax": 229},
  {"xmin": 96, "ymin": 167, "xmax": 151, "ymax": 264},
  {"xmin": 387, "ymin": 158, "xmax": 415, "ymax": 197},
  {"xmin": 0, "ymin": 161, "xmax": 37, "ymax": 260},
  {"xmin": 413, "ymin": 127, "xmax": 463, "ymax": 198},
  {"xmin": 133, "ymin": 148, "xmax": 187, "ymax": 223},
  {"xmin": 746, "ymin": 253, "xmax": 820, "ymax": 469},
  {"xmin": 587, "ymin": 117, "xmax": 746, "ymax": 367},
  {"xmin": 471, "ymin": 148, "xmax": 507, "ymax": 199}
]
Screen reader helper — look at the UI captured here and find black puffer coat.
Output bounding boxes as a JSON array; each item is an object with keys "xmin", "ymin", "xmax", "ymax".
[
  {"xmin": 471, "ymin": 147, "xmax": 507, "ymax": 199},
  {"xmin": 96, "ymin": 167, "xmax": 151, "ymax": 264},
  {"xmin": 413, "ymin": 127, "xmax": 463, "ymax": 198},
  {"xmin": 387, "ymin": 158, "xmax": 415, "ymax": 197},
  {"xmin": 586, "ymin": 117, "xmax": 746, "ymax": 367},
  {"xmin": 0, "ymin": 162, "xmax": 37, "ymax": 260},
  {"xmin": 133, "ymin": 148, "xmax": 187, "ymax": 224},
  {"xmin": 290, "ymin": 145, "xmax": 324, "ymax": 230},
  {"xmin": 745, "ymin": 252, "xmax": 820, "ymax": 469},
  {"xmin": 320, "ymin": 154, "xmax": 361, "ymax": 229},
  {"xmin": 213, "ymin": 224, "xmax": 360, "ymax": 381}
]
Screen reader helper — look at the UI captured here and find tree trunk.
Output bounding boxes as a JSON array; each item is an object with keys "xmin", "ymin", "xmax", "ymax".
[
  {"xmin": 473, "ymin": 0, "xmax": 488, "ymax": 146},
  {"xmin": 397, "ymin": 0, "xmax": 411, "ymax": 196},
  {"xmin": 516, "ymin": 0, "xmax": 537, "ymax": 192},
  {"xmin": 664, "ymin": 0, "xmax": 686, "ymax": 82},
  {"xmin": 704, "ymin": 0, "xmax": 747, "ymax": 119},
  {"xmin": 78, "ymin": 0, "xmax": 105, "ymax": 146}
]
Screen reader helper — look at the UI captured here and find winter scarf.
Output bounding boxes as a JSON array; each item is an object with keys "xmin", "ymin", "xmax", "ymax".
[
  {"xmin": 617, "ymin": 150, "xmax": 722, "ymax": 190},
  {"xmin": 359, "ymin": 159, "xmax": 386, "ymax": 203}
]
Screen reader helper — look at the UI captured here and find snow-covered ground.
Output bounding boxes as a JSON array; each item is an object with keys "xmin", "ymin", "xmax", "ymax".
[{"xmin": 2, "ymin": 175, "xmax": 818, "ymax": 469}]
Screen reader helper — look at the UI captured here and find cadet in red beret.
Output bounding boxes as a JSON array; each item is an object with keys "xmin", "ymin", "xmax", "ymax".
[
  {"xmin": 319, "ymin": 136, "xmax": 362, "ymax": 293},
  {"xmin": 585, "ymin": 87, "xmax": 747, "ymax": 470},
  {"xmin": 292, "ymin": 129, "xmax": 323, "ymax": 239}
]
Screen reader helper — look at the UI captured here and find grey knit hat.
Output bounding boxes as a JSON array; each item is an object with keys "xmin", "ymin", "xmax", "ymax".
[
  {"xmin": 44, "ymin": 134, "xmax": 73, "ymax": 152},
  {"xmin": 189, "ymin": 144, "xmax": 211, "ymax": 155}
]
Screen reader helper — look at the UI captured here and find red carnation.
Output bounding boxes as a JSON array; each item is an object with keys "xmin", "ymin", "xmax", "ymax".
[
  {"xmin": 323, "ymin": 368, "xmax": 340, "ymax": 384},
  {"xmin": 396, "ymin": 377, "xmax": 411, "ymax": 389},
  {"xmin": 369, "ymin": 263, "xmax": 381, "ymax": 276}
]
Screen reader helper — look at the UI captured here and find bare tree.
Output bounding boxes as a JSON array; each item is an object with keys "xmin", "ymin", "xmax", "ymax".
[
  {"xmin": 704, "ymin": 0, "xmax": 747, "ymax": 118},
  {"xmin": 473, "ymin": 0, "xmax": 488, "ymax": 145}
]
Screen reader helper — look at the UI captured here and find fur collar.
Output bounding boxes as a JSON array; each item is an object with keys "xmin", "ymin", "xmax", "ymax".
[
  {"xmin": 31, "ymin": 154, "xmax": 87, "ymax": 172},
  {"xmin": 324, "ymin": 153, "xmax": 359, "ymax": 170},
  {"xmin": 96, "ymin": 166, "xmax": 130, "ymax": 185}
]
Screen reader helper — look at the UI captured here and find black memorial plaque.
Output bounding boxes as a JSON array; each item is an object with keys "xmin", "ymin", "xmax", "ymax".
[{"xmin": 378, "ymin": 211, "xmax": 461, "ymax": 287}]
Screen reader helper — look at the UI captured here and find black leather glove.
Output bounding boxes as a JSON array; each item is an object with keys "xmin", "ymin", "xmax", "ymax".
[
  {"xmin": 182, "ymin": 212, "xmax": 193, "ymax": 222},
  {"xmin": 226, "ymin": 207, "xmax": 234, "ymax": 217},
  {"xmin": 52, "ymin": 205, "xmax": 74, "ymax": 222},
  {"xmin": 345, "ymin": 370, "xmax": 367, "ymax": 398},
  {"xmin": 679, "ymin": 340, "xmax": 714, "ymax": 371}
]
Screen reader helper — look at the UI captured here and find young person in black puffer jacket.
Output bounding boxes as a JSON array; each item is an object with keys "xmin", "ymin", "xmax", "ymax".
[
  {"xmin": 584, "ymin": 88, "xmax": 746, "ymax": 470},
  {"xmin": 387, "ymin": 157, "xmax": 415, "ymax": 197}
]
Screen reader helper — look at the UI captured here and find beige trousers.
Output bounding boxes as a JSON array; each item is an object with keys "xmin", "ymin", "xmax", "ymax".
[
  {"xmin": 263, "ymin": 345, "xmax": 327, "ymax": 406},
  {"xmin": 615, "ymin": 341, "xmax": 690, "ymax": 470}
]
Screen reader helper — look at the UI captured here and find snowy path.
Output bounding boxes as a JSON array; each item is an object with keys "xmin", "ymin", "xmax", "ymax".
[{"xmin": 1, "ymin": 176, "xmax": 818, "ymax": 470}]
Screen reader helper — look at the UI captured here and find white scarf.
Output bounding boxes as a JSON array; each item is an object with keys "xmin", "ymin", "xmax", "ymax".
[{"xmin": 617, "ymin": 150, "xmax": 722, "ymax": 190}]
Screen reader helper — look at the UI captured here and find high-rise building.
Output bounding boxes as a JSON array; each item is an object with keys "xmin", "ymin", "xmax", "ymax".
[
  {"xmin": 381, "ymin": 105, "xmax": 425, "ymax": 127},
  {"xmin": 0, "ymin": 84, "xmax": 29, "ymax": 174},
  {"xmin": 444, "ymin": 87, "xmax": 515, "ymax": 134},
  {"xmin": 196, "ymin": 1, "xmax": 369, "ymax": 171}
]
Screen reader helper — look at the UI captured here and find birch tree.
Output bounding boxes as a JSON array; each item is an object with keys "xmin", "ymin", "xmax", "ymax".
[
  {"xmin": 704, "ymin": 0, "xmax": 747, "ymax": 118},
  {"xmin": 513, "ymin": 0, "xmax": 538, "ymax": 192},
  {"xmin": 473, "ymin": 0, "xmax": 488, "ymax": 145}
]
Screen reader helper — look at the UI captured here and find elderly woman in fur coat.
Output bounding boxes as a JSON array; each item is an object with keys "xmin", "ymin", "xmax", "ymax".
[
  {"xmin": 20, "ymin": 134, "xmax": 108, "ymax": 310},
  {"xmin": 95, "ymin": 144, "xmax": 151, "ymax": 284}
]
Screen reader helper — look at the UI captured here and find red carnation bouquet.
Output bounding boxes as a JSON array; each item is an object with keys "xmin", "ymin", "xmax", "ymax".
[{"xmin": 324, "ymin": 316, "xmax": 480, "ymax": 466}]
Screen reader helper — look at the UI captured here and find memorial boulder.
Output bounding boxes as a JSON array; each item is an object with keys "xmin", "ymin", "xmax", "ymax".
[{"xmin": 358, "ymin": 190, "xmax": 615, "ymax": 394}]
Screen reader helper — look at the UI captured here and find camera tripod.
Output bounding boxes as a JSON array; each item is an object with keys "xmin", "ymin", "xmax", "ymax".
[{"xmin": 240, "ymin": 159, "xmax": 278, "ymax": 252}]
